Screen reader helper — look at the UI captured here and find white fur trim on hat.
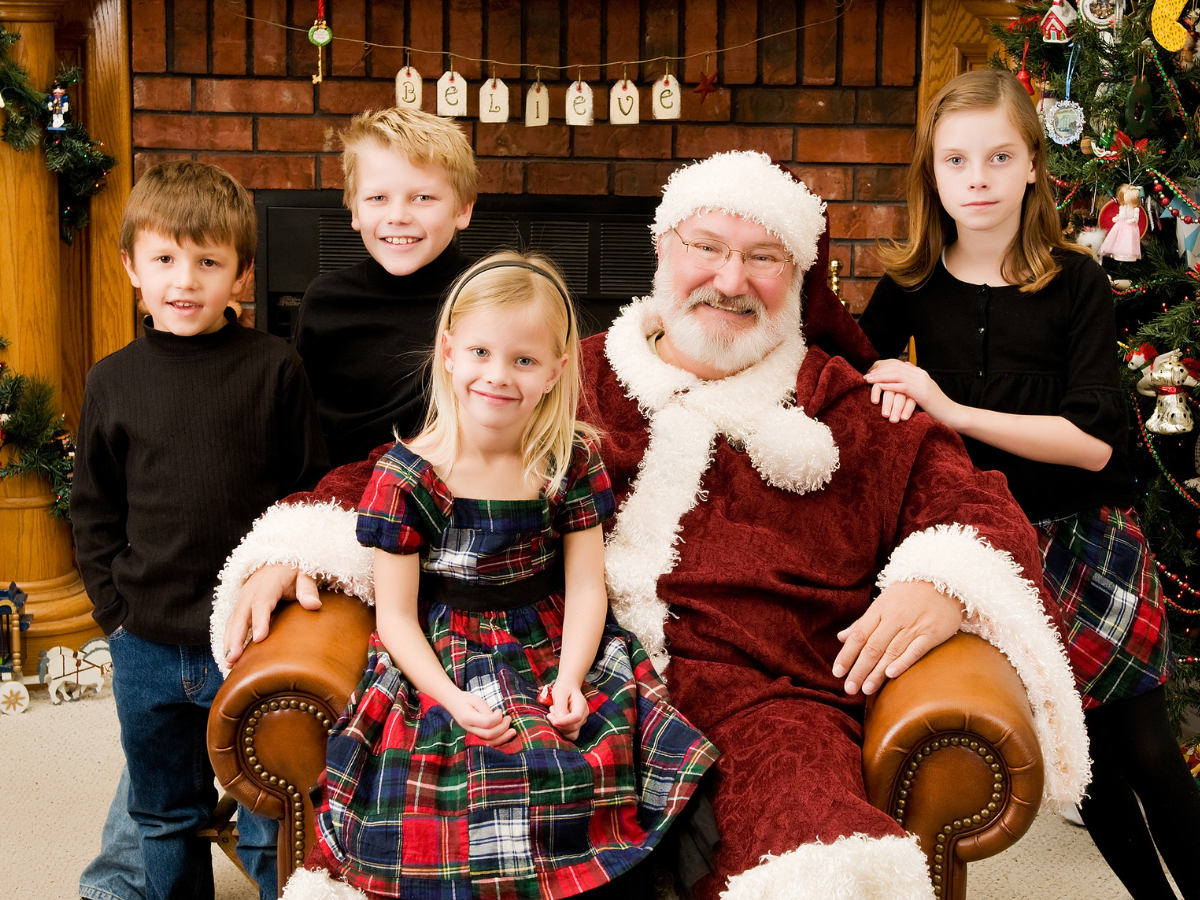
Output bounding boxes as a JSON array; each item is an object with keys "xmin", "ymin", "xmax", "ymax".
[
  {"xmin": 210, "ymin": 500, "xmax": 374, "ymax": 673},
  {"xmin": 877, "ymin": 523, "xmax": 1091, "ymax": 812},
  {"xmin": 602, "ymin": 298, "xmax": 838, "ymax": 673},
  {"xmin": 653, "ymin": 151, "xmax": 827, "ymax": 275},
  {"xmin": 720, "ymin": 833, "xmax": 934, "ymax": 900},
  {"xmin": 280, "ymin": 867, "xmax": 369, "ymax": 900}
]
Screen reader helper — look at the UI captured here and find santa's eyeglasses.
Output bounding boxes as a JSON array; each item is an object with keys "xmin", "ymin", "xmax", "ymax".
[{"xmin": 671, "ymin": 228, "xmax": 792, "ymax": 278}]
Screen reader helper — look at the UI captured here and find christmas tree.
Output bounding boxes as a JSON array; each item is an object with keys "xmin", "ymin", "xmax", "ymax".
[{"xmin": 995, "ymin": 2, "xmax": 1200, "ymax": 736}]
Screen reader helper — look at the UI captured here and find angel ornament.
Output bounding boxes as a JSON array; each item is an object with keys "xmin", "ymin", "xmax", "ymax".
[
  {"xmin": 1100, "ymin": 184, "xmax": 1144, "ymax": 262},
  {"xmin": 1146, "ymin": 350, "xmax": 1195, "ymax": 435}
]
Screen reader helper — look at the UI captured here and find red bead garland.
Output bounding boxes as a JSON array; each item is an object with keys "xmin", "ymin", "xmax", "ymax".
[{"xmin": 1148, "ymin": 167, "xmax": 1200, "ymax": 222}]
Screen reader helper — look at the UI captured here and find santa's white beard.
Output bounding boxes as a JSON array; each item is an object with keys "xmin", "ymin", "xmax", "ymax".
[{"xmin": 650, "ymin": 264, "xmax": 802, "ymax": 377}]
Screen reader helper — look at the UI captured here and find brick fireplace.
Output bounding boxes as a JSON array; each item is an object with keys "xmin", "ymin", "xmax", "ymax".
[{"xmin": 129, "ymin": 0, "xmax": 919, "ymax": 316}]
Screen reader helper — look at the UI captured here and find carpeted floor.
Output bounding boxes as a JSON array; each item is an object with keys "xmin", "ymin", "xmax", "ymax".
[{"xmin": 2, "ymin": 683, "xmax": 1156, "ymax": 900}]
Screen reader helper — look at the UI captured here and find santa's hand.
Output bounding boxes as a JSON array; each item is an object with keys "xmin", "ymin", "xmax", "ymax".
[
  {"xmin": 223, "ymin": 564, "xmax": 322, "ymax": 666},
  {"xmin": 547, "ymin": 682, "xmax": 588, "ymax": 741},
  {"xmin": 832, "ymin": 580, "xmax": 964, "ymax": 696},
  {"xmin": 448, "ymin": 691, "xmax": 516, "ymax": 747},
  {"xmin": 865, "ymin": 359, "xmax": 957, "ymax": 425}
]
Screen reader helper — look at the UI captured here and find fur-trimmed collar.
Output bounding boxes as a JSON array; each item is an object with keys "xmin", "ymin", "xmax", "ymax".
[{"xmin": 601, "ymin": 298, "xmax": 839, "ymax": 671}]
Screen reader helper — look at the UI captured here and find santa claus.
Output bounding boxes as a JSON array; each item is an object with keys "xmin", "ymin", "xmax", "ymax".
[{"xmin": 213, "ymin": 151, "xmax": 1088, "ymax": 900}]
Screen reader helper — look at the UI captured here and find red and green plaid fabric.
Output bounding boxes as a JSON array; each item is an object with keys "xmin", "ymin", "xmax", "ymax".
[
  {"xmin": 357, "ymin": 438, "xmax": 614, "ymax": 581},
  {"xmin": 1036, "ymin": 506, "xmax": 1172, "ymax": 710},
  {"xmin": 316, "ymin": 440, "xmax": 718, "ymax": 898}
]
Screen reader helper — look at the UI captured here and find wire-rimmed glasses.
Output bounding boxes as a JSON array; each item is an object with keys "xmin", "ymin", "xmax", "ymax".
[{"xmin": 671, "ymin": 227, "xmax": 793, "ymax": 278}]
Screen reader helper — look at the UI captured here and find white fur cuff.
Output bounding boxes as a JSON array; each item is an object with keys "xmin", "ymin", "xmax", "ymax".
[
  {"xmin": 720, "ymin": 833, "xmax": 934, "ymax": 900},
  {"xmin": 209, "ymin": 500, "xmax": 374, "ymax": 673},
  {"xmin": 281, "ymin": 867, "xmax": 369, "ymax": 900},
  {"xmin": 877, "ymin": 524, "xmax": 1090, "ymax": 811}
]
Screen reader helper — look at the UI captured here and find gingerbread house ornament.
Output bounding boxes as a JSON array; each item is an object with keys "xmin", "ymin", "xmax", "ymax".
[{"xmin": 1042, "ymin": 0, "xmax": 1078, "ymax": 43}]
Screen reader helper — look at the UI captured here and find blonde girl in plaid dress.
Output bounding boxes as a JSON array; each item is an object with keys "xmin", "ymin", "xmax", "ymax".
[
  {"xmin": 859, "ymin": 70, "xmax": 1200, "ymax": 900},
  {"xmin": 303, "ymin": 252, "xmax": 717, "ymax": 900}
]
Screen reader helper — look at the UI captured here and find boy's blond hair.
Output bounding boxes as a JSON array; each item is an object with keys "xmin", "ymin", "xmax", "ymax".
[
  {"xmin": 340, "ymin": 107, "xmax": 478, "ymax": 211},
  {"xmin": 119, "ymin": 161, "xmax": 257, "ymax": 274}
]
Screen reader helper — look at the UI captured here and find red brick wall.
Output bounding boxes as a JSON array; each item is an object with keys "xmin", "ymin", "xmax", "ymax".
[{"xmin": 130, "ymin": 0, "xmax": 920, "ymax": 313}]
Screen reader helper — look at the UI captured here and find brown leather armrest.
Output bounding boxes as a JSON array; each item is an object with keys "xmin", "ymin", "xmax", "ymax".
[
  {"xmin": 862, "ymin": 632, "xmax": 1044, "ymax": 900},
  {"xmin": 208, "ymin": 591, "xmax": 375, "ymax": 887}
]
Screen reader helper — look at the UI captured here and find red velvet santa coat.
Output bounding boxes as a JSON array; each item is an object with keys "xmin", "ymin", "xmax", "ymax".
[{"xmin": 211, "ymin": 302, "xmax": 1089, "ymax": 900}]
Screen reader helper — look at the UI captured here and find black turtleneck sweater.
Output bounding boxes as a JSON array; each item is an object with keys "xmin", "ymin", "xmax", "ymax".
[
  {"xmin": 295, "ymin": 244, "xmax": 474, "ymax": 465},
  {"xmin": 71, "ymin": 310, "xmax": 330, "ymax": 644}
]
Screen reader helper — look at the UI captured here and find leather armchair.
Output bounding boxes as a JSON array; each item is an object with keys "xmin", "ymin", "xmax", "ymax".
[{"xmin": 209, "ymin": 592, "xmax": 1044, "ymax": 900}]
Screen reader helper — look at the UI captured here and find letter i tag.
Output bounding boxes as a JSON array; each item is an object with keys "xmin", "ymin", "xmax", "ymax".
[{"xmin": 526, "ymin": 80, "xmax": 549, "ymax": 127}]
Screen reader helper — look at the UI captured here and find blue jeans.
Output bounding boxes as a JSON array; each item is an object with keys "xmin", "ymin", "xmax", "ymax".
[{"xmin": 85, "ymin": 630, "xmax": 278, "ymax": 900}]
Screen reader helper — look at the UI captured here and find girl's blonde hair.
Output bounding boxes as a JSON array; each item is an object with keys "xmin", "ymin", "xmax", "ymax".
[
  {"xmin": 878, "ymin": 69, "xmax": 1089, "ymax": 293},
  {"xmin": 411, "ymin": 251, "xmax": 595, "ymax": 493}
]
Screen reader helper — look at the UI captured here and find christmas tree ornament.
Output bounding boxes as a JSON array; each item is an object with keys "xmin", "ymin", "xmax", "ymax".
[
  {"xmin": 565, "ymin": 70, "xmax": 594, "ymax": 126},
  {"xmin": 1146, "ymin": 349, "xmax": 1196, "ymax": 434},
  {"xmin": 652, "ymin": 66, "xmax": 681, "ymax": 120},
  {"xmin": 1046, "ymin": 45, "xmax": 1084, "ymax": 145},
  {"xmin": 307, "ymin": 0, "xmax": 332, "ymax": 85},
  {"xmin": 1100, "ymin": 184, "xmax": 1147, "ymax": 260},
  {"xmin": 525, "ymin": 72, "xmax": 548, "ymax": 127},
  {"xmin": 609, "ymin": 69, "xmax": 639, "ymax": 125},
  {"xmin": 1017, "ymin": 40, "xmax": 1035, "ymax": 96},
  {"xmin": 478, "ymin": 67, "xmax": 509, "ymax": 123},
  {"xmin": 1152, "ymin": 0, "xmax": 1191, "ymax": 52},
  {"xmin": 693, "ymin": 53, "xmax": 718, "ymax": 103},
  {"xmin": 1127, "ymin": 342, "xmax": 1162, "ymax": 395},
  {"xmin": 437, "ymin": 61, "xmax": 465, "ymax": 117},
  {"xmin": 394, "ymin": 54, "xmax": 422, "ymax": 109},
  {"xmin": 1041, "ymin": 0, "xmax": 1078, "ymax": 42},
  {"xmin": 1125, "ymin": 75, "xmax": 1153, "ymax": 138},
  {"xmin": 1080, "ymin": 0, "xmax": 1124, "ymax": 28},
  {"xmin": 45, "ymin": 81, "xmax": 67, "ymax": 131}
]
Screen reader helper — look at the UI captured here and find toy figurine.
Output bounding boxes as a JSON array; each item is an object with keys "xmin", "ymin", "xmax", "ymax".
[
  {"xmin": 46, "ymin": 81, "xmax": 68, "ymax": 131},
  {"xmin": 1100, "ymin": 184, "xmax": 1143, "ymax": 262},
  {"xmin": 1146, "ymin": 349, "xmax": 1196, "ymax": 435}
]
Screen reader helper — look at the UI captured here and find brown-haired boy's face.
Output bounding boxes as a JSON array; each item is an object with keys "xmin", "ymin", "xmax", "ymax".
[
  {"xmin": 350, "ymin": 144, "xmax": 474, "ymax": 277},
  {"xmin": 121, "ymin": 230, "xmax": 249, "ymax": 336}
]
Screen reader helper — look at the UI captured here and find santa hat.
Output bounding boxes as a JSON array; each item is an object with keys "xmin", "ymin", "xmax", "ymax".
[{"xmin": 652, "ymin": 150, "xmax": 828, "ymax": 275}]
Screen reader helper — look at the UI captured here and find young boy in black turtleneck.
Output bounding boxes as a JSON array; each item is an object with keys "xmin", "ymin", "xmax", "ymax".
[
  {"xmin": 72, "ymin": 161, "xmax": 329, "ymax": 900},
  {"xmin": 295, "ymin": 107, "xmax": 478, "ymax": 465}
]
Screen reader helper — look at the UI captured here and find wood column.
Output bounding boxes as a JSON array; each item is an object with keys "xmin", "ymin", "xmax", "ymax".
[{"xmin": 0, "ymin": 0, "xmax": 102, "ymax": 665}]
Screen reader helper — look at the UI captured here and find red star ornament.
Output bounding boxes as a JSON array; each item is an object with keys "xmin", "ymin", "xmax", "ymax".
[{"xmin": 693, "ymin": 69, "xmax": 718, "ymax": 104}]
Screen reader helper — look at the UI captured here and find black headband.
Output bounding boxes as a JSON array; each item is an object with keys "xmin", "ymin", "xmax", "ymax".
[{"xmin": 448, "ymin": 260, "xmax": 574, "ymax": 336}]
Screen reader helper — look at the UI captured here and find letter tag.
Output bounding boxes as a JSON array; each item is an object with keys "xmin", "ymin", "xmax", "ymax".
[
  {"xmin": 525, "ymin": 81, "xmax": 549, "ymax": 127},
  {"xmin": 609, "ymin": 78, "xmax": 639, "ymax": 125},
  {"xmin": 437, "ymin": 70, "xmax": 463, "ymax": 117},
  {"xmin": 478, "ymin": 77, "xmax": 509, "ymax": 123},
  {"xmin": 565, "ymin": 79, "xmax": 594, "ymax": 126},
  {"xmin": 652, "ymin": 73, "xmax": 680, "ymax": 120},
  {"xmin": 394, "ymin": 66, "xmax": 423, "ymax": 109}
]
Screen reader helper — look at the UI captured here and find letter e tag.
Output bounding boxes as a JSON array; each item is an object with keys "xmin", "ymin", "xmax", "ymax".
[
  {"xmin": 437, "ymin": 70, "xmax": 463, "ymax": 116},
  {"xmin": 395, "ymin": 67, "xmax": 423, "ymax": 109},
  {"xmin": 525, "ymin": 82, "xmax": 549, "ymax": 127},
  {"xmin": 609, "ymin": 79, "xmax": 639, "ymax": 124},
  {"xmin": 478, "ymin": 78, "xmax": 509, "ymax": 123},
  {"xmin": 652, "ymin": 74, "xmax": 680, "ymax": 120},
  {"xmin": 565, "ymin": 80, "xmax": 594, "ymax": 126}
]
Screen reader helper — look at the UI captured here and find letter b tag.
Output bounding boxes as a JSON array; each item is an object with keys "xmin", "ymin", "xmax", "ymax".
[{"xmin": 394, "ymin": 67, "xmax": 423, "ymax": 109}]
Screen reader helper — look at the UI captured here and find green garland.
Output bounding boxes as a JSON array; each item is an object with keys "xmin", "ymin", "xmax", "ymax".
[
  {"xmin": 0, "ymin": 24, "xmax": 115, "ymax": 243},
  {"xmin": 0, "ymin": 336, "xmax": 74, "ymax": 520}
]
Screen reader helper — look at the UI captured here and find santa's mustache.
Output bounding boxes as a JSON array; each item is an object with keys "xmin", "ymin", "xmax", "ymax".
[{"xmin": 683, "ymin": 287, "xmax": 765, "ymax": 318}]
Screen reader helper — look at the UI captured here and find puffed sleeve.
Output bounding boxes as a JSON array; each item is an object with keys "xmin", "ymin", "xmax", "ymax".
[
  {"xmin": 857, "ymin": 274, "xmax": 915, "ymax": 367},
  {"xmin": 552, "ymin": 435, "xmax": 616, "ymax": 534},
  {"xmin": 1059, "ymin": 255, "xmax": 1127, "ymax": 449},
  {"xmin": 356, "ymin": 445, "xmax": 432, "ymax": 554}
]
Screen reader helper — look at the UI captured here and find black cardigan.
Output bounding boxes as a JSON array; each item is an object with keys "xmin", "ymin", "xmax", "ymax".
[{"xmin": 859, "ymin": 252, "xmax": 1135, "ymax": 521}]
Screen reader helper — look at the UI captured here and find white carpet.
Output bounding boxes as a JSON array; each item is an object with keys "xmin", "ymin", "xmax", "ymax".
[{"xmin": 2, "ymin": 683, "xmax": 1145, "ymax": 900}]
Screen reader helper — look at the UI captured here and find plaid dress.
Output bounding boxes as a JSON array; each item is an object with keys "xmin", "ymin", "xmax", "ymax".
[
  {"xmin": 313, "ymin": 439, "xmax": 718, "ymax": 900},
  {"xmin": 1036, "ymin": 506, "xmax": 1172, "ymax": 709}
]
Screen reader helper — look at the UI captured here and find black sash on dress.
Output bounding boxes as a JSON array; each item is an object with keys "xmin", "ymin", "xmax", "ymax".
[{"xmin": 417, "ymin": 560, "xmax": 565, "ymax": 612}]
